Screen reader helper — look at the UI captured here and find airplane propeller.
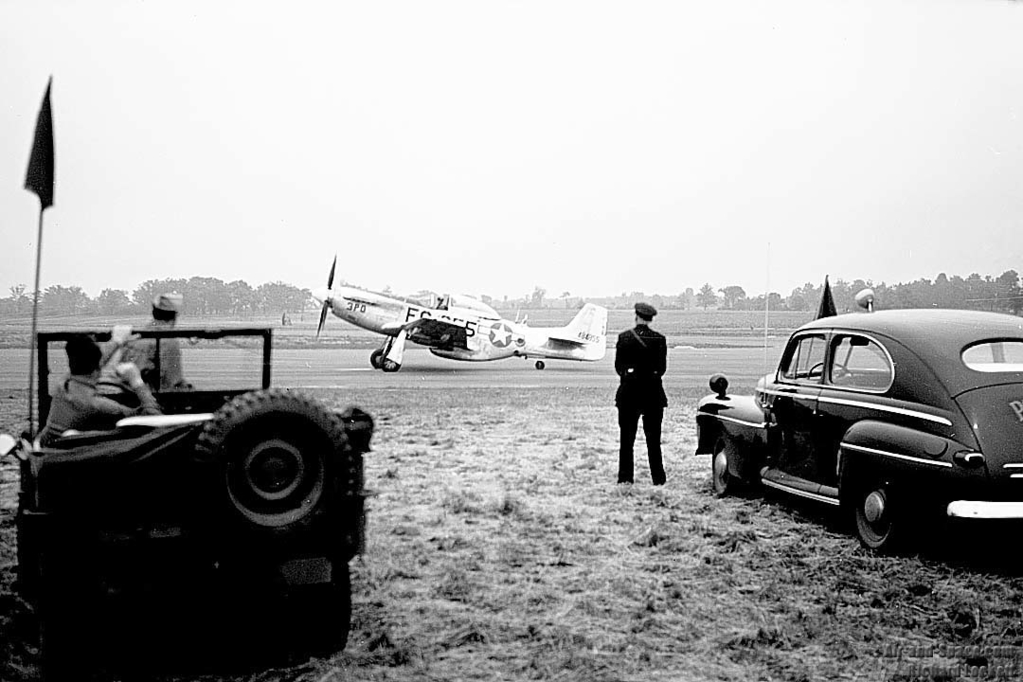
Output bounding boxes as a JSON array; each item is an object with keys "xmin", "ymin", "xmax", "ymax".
[{"xmin": 316, "ymin": 255, "xmax": 337, "ymax": 337}]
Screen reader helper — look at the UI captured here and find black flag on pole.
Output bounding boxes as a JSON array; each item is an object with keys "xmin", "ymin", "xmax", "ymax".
[
  {"xmin": 816, "ymin": 276, "xmax": 837, "ymax": 319},
  {"xmin": 25, "ymin": 77, "xmax": 55, "ymax": 210},
  {"xmin": 24, "ymin": 77, "xmax": 55, "ymax": 435}
]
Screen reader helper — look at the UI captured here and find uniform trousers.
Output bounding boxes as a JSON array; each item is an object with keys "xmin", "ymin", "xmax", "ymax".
[{"xmin": 617, "ymin": 406, "xmax": 665, "ymax": 484}]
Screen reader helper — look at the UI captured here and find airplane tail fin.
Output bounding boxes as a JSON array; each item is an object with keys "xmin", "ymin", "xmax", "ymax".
[
  {"xmin": 562, "ymin": 303, "xmax": 608, "ymax": 347},
  {"xmin": 526, "ymin": 303, "xmax": 608, "ymax": 362}
]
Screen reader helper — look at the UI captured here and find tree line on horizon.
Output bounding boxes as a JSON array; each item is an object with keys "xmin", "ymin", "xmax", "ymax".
[
  {"xmin": 1, "ymin": 278, "xmax": 311, "ymax": 319},
  {"xmin": 691, "ymin": 270, "xmax": 1023, "ymax": 316},
  {"xmin": 520, "ymin": 270, "xmax": 1023, "ymax": 316},
  {"xmin": 1, "ymin": 270, "xmax": 1021, "ymax": 318}
]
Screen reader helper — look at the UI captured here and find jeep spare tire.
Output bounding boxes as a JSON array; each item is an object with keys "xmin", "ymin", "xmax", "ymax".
[{"xmin": 195, "ymin": 389, "xmax": 347, "ymax": 529}]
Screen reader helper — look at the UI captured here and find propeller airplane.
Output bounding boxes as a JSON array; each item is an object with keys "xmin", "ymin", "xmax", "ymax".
[{"xmin": 312, "ymin": 257, "xmax": 608, "ymax": 372}]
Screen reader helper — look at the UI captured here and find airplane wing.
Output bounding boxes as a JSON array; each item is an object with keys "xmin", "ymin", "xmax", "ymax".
[{"xmin": 404, "ymin": 317, "xmax": 471, "ymax": 350}]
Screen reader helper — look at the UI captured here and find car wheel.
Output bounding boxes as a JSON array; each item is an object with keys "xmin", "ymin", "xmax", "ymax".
[
  {"xmin": 196, "ymin": 389, "xmax": 349, "ymax": 530},
  {"xmin": 711, "ymin": 436, "xmax": 736, "ymax": 497},
  {"xmin": 370, "ymin": 349, "xmax": 384, "ymax": 369},
  {"xmin": 853, "ymin": 481, "xmax": 900, "ymax": 551}
]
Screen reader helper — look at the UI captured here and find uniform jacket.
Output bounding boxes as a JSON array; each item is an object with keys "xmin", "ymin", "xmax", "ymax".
[
  {"xmin": 38, "ymin": 375, "xmax": 162, "ymax": 447},
  {"xmin": 614, "ymin": 324, "xmax": 668, "ymax": 408},
  {"xmin": 124, "ymin": 335, "xmax": 186, "ymax": 390},
  {"xmin": 100, "ymin": 320, "xmax": 188, "ymax": 391}
]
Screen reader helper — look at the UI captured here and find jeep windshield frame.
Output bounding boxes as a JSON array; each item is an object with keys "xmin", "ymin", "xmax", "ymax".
[{"xmin": 36, "ymin": 327, "xmax": 272, "ymax": 426}]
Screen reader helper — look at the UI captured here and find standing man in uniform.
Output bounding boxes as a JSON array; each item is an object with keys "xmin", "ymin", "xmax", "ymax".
[
  {"xmin": 128, "ymin": 293, "xmax": 190, "ymax": 390},
  {"xmin": 615, "ymin": 302, "xmax": 668, "ymax": 485},
  {"xmin": 100, "ymin": 293, "xmax": 191, "ymax": 394}
]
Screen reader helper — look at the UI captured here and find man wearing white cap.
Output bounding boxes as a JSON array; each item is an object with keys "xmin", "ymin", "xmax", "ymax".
[{"xmin": 124, "ymin": 293, "xmax": 190, "ymax": 390}]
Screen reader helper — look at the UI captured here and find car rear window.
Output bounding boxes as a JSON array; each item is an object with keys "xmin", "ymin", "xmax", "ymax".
[{"xmin": 962, "ymin": 341, "xmax": 1023, "ymax": 372}]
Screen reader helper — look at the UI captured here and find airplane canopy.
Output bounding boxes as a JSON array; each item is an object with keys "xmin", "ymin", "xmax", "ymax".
[{"xmin": 439, "ymin": 294, "xmax": 500, "ymax": 320}]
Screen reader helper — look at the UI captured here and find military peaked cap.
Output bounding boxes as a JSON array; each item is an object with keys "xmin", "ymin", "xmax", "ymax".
[{"xmin": 635, "ymin": 302, "xmax": 657, "ymax": 320}]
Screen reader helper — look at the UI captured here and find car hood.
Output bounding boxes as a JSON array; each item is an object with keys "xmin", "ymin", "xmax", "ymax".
[{"xmin": 956, "ymin": 384, "xmax": 1023, "ymax": 479}]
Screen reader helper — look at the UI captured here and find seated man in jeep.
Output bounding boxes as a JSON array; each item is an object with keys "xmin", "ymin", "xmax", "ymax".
[{"xmin": 38, "ymin": 334, "xmax": 163, "ymax": 447}]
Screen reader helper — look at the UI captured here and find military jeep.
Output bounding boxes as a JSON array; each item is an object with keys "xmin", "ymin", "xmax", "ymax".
[{"xmin": 0, "ymin": 326, "xmax": 373, "ymax": 679}]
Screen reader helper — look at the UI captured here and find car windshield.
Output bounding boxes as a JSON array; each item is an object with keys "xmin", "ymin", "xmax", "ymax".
[
  {"xmin": 779, "ymin": 334, "xmax": 827, "ymax": 383},
  {"xmin": 962, "ymin": 340, "xmax": 1023, "ymax": 372}
]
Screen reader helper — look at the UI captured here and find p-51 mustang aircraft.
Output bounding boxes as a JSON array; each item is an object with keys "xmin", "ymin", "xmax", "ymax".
[{"xmin": 312, "ymin": 258, "xmax": 607, "ymax": 372}]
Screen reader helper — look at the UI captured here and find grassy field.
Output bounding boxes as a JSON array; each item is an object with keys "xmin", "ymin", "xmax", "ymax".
[{"xmin": 3, "ymin": 313, "xmax": 1023, "ymax": 681}]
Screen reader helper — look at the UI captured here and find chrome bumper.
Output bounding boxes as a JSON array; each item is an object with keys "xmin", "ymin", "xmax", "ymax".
[{"xmin": 947, "ymin": 501, "xmax": 1023, "ymax": 519}]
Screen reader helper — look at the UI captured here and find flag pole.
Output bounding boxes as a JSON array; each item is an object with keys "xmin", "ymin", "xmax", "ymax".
[
  {"xmin": 24, "ymin": 76, "xmax": 55, "ymax": 438},
  {"xmin": 763, "ymin": 241, "xmax": 770, "ymax": 376},
  {"xmin": 27, "ymin": 210, "xmax": 45, "ymax": 436}
]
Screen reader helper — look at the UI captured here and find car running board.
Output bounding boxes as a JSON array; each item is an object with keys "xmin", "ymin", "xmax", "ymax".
[{"xmin": 759, "ymin": 467, "xmax": 840, "ymax": 506}]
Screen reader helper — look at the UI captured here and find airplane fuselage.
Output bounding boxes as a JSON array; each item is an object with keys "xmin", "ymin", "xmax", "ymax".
[
  {"xmin": 314, "ymin": 282, "xmax": 607, "ymax": 370},
  {"xmin": 430, "ymin": 318, "xmax": 527, "ymax": 361},
  {"xmin": 326, "ymin": 288, "xmax": 403, "ymax": 334},
  {"xmin": 326, "ymin": 286, "xmax": 487, "ymax": 339}
]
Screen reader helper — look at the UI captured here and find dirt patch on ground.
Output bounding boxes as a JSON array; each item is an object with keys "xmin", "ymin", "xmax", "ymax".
[{"xmin": 3, "ymin": 387, "xmax": 1023, "ymax": 681}]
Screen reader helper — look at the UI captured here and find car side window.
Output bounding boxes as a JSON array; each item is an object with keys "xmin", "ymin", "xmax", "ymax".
[
  {"xmin": 780, "ymin": 334, "xmax": 827, "ymax": 383},
  {"xmin": 829, "ymin": 334, "xmax": 893, "ymax": 391}
]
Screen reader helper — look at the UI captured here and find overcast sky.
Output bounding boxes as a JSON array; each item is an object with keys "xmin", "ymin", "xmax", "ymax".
[{"xmin": 2, "ymin": 1, "xmax": 1022, "ymax": 302}]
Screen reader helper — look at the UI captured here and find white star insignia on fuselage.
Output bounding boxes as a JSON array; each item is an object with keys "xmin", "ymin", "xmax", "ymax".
[{"xmin": 490, "ymin": 322, "xmax": 513, "ymax": 348}]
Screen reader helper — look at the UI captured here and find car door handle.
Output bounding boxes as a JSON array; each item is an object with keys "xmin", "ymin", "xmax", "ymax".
[{"xmin": 953, "ymin": 451, "xmax": 985, "ymax": 469}]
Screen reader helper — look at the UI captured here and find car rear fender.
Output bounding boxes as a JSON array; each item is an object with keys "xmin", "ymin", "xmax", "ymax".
[
  {"xmin": 837, "ymin": 419, "xmax": 983, "ymax": 497},
  {"xmin": 954, "ymin": 384, "xmax": 1023, "ymax": 481}
]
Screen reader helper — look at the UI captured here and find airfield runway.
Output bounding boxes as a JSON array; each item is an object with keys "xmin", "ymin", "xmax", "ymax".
[{"xmin": 0, "ymin": 345, "xmax": 782, "ymax": 394}]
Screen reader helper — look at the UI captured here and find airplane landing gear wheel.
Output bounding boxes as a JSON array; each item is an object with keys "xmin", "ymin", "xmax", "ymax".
[
  {"xmin": 381, "ymin": 359, "xmax": 401, "ymax": 373},
  {"xmin": 370, "ymin": 349, "xmax": 384, "ymax": 369},
  {"xmin": 535, "ymin": 360, "xmax": 546, "ymax": 370}
]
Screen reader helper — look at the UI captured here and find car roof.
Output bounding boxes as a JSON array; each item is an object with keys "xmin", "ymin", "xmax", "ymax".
[
  {"xmin": 800, "ymin": 309, "xmax": 1023, "ymax": 346},
  {"xmin": 799, "ymin": 309, "xmax": 1023, "ymax": 395}
]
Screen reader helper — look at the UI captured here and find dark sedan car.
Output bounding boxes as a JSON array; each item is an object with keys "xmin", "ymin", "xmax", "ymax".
[{"xmin": 696, "ymin": 306, "xmax": 1023, "ymax": 551}]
